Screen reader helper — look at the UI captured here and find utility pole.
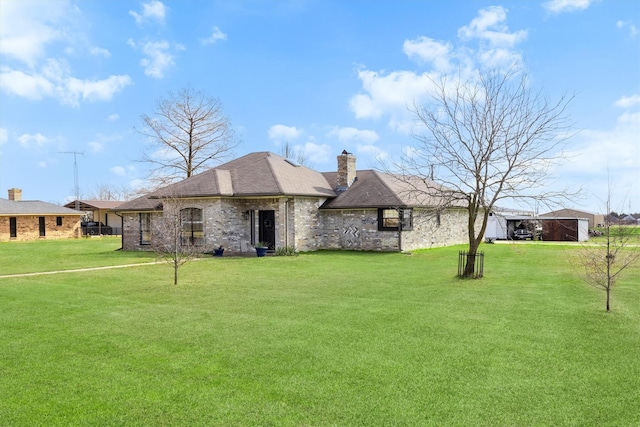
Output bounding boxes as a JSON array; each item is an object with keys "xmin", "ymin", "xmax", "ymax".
[{"xmin": 59, "ymin": 151, "xmax": 84, "ymax": 210}]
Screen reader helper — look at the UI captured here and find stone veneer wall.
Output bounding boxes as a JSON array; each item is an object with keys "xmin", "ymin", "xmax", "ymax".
[
  {"xmin": 0, "ymin": 215, "xmax": 80, "ymax": 241},
  {"xmin": 291, "ymin": 197, "xmax": 324, "ymax": 251},
  {"xmin": 119, "ymin": 198, "xmax": 474, "ymax": 253},
  {"xmin": 119, "ymin": 197, "xmax": 325, "ymax": 253},
  {"xmin": 318, "ymin": 209, "xmax": 401, "ymax": 251},
  {"xmin": 317, "ymin": 207, "xmax": 471, "ymax": 251},
  {"xmin": 399, "ymin": 208, "xmax": 469, "ymax": 251}
]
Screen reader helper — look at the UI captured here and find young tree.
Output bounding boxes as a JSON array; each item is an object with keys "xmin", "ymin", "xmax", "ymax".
[
  {"xmin": 151, "ymin": 196, "xmax": 204, "ymax": 285},
  {"xmin": 574, "ymin": 190, "xmax": 639, "ymax": 312},
  {"xmin": 138, "ymin": 87, "xmax": 238, "ymax": 187},
  {"xmin": 403, "ymin": 67, "xmax": 574, "ymax": 277}
]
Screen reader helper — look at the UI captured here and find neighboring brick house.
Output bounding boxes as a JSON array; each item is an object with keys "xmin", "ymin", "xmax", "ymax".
[
  {"xmin": 113, "ymin": 151, "xmax": 469, "ymax": 253},
  {"xmin": 0, "ymin": 188, "xmax": 82, "ymax": 241}
]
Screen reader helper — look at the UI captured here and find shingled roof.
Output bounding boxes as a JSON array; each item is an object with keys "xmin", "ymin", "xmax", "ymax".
[
  {"xmin": 0, "ymin": 198, "xmax": 83, "ymax": 216},
  {"xmin": 114, "ymin": 152, "xmax": 336, "ymax": 211},
  {"xmin": 321, "ymin": 170, "xmax": 464, "ymax": 209},
  {"xmin": 64, "ymin": 200, "xmax": 124, "ymax": 210}
]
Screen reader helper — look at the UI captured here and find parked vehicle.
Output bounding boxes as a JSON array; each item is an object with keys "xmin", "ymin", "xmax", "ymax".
[
  {"xmin": 81, "ymin": 221, "xmax": 113, "ymax": 236},
  {"xmin": 513, "ymin": 228, "xmax": 533, "ymax": 240}
]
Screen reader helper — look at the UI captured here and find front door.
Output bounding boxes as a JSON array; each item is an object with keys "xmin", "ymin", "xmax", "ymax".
[{"xmin": 258, "ymin": 210, "xmax": 275, "ymax": 249}]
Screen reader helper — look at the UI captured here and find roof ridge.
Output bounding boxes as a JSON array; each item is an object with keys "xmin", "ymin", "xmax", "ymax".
[
  {"xmin": 371, "ymin": 170, "xmax": 404, "ymax": 206},
  {"xmin": 266, "ymin": 153, "xmax": 284, "ymax": 194}
]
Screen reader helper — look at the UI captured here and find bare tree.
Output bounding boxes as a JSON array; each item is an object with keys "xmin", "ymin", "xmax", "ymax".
[
  {"xmin": 138, "ymin": 87, "xmax": 238, "ymax": 187},
  {"xmin": 574, "ymin": 186, "xmax": 640, "ymax": 311},
  {"xmin": 91, "ymin": 183, "xmax": 134, "ymax": 201},
  {"xmin": 403, "ymin": 67, "xmax": 574, "ymax": 277},
  {"xmin": 150, "ymin": 195, "xmax": 204, "ymax": 285},
  {"xmin": 280, "ymin": 141, "xmax": 310, "ymax": 167}
]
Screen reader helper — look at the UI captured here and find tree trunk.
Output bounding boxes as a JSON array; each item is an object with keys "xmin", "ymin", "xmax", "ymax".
[{"xmin": 464, "ymin": 239, "xmax": 480, "ymax": 278}]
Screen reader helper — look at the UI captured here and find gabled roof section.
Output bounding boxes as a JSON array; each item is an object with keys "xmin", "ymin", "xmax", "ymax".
[
  {"xmin": 0, "ymin": 198, "xmax": 83, "ymax": 216},
  {"xmin": 321, "ymin": 170, "xmax": 465, "ymax": 209},
  {"xmin": 114, "ymin": 152, "xmax": 336, "ymax": 212},
  {"xmin": 64, "ymin": 200, "xmax": 124, "ymax": 210},
  {"xmin": 110, "ymin": 193, "xmax": 163, "ymax": 212}
]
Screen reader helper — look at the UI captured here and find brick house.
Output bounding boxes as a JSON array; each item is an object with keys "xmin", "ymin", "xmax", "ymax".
[
  {"xmin": 0, "ymin": 188, "xmax": 82, "ymax": 241},
  {"xmin": 113, "ymin": 151, "xmax": 469, "ymax": 253}
]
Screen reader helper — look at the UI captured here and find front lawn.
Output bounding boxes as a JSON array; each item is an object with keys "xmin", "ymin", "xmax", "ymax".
[{"xmin": 0, "ymin": 241, "xmax": 638, "ymax": 425}]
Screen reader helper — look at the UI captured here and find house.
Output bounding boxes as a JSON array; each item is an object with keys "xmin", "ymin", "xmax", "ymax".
[
  {"xmin": 540, "ymin": 208, "xmax": 604, "ymax": 230},
  {"xmin": 113, "ymin": 151, "xmax": 470, "ymax": 253},
  {"xmin": 0, "ymin": 188, "xmax": 82, "ymax": 241},
  {"xmin": 64, "ymin": 199, "xmax": 124, "ymax": 234}
]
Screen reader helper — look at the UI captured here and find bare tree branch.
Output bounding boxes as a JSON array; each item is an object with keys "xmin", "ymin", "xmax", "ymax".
[
  {"xmin": 399, "ymin": 67, "xmax": 576, "ymax": 277},
  {"xmin": 137, "ymin": 87, "xmax": 238, "ymax": 188}
]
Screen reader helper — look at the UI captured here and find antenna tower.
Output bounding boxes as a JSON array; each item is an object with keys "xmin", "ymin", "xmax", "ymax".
[{"xmin": 59, "ymin": 151, "xmax": 84, "ymax": 210}]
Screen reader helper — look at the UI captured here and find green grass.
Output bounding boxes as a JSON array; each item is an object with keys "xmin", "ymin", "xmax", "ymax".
[
  {"xmin": 0, "ymin": 240, "xmax": 638, "ymax": 426},
  {"xmin": 0, "ymin": 237, "xmax": 156, "ymax": 275}
]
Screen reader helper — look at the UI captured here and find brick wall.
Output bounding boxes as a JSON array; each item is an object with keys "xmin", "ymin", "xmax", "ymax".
[
  {"xmin": 0, "ymin": 215, "xmax": 81, "ymax": 241},
  {"xmin": 119, "ymin": 197, "xmax": 473, "ymax": 253}
]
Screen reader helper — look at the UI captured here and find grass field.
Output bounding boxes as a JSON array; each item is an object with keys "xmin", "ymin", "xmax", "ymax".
[{"xmin": 0, "ymin": 239, "xmax": 638, "ymax": 426}]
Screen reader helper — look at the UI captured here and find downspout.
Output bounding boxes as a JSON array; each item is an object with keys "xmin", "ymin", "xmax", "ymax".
[{"xmin": 398, "ymin": 207, "xmax": 403, "ymax": 252}]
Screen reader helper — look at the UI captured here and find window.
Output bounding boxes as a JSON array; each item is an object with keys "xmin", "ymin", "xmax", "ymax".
[
  {"xmin": 39, "ymin": 217, "xmax": 46, "ymax": 237},
  {"xmin": 378, "ymin": 208, "xmax": 412, "ymax": 231},
  {"xmin": 140, "ymin": 213, "xmax": 151, "ymax": 245},
  {"xmin": 56, "ymin": 217, "xmax": 63, "ymax": 226},
  {"xmin": 10, "ymin": 217, "xmax": 17, "ymax": 238},
  {"xmin": 180, "ymin": 208, "xmax": 203, "ymax": 246}
]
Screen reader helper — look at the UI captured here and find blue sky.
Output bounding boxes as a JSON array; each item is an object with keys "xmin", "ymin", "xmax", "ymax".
[{"xmin": 0, "ymin": 0, "xmax": 638, "ymax": 214}]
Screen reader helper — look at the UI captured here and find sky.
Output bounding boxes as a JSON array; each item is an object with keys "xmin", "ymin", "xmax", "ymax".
[{"xmin": 0, "ymin": 0, "xmax": 638, "ymax": 214}]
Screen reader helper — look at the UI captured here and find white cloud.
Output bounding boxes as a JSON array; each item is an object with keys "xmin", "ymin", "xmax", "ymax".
[
  {"xmin": 0, "ymin": 2, "xmax": 131, "ymax": 106},
  {"xmin": 201, "ymin": 27, "xmax": 227, "ymax": 45},
  {"xmin": 90, "ymin": 46, "xmax": 111, "ymax": 58},
  {"xmin": 130, "ymin": 40, "xmax": 182, "ymax": 79},
  {"xmin": 301, "ymin": 141, "xmax": 332, "ymax": 164},
  {"xmin": 18, "ymin": 133, "xmax": 50, "ymax": 148},
  {"xmin": 129, "ymin": 1, "xmax": 166, "ymax": 25},
  {"xmin": 616, "ymin": 21, "xmax": 639, "ymax": 38},
  {"xmin": 88, "ymin": 142, "xmax": 103, "ymax": 153},
  {"xmin": 327, "ymin": 126, "xmax": 379, "ymax": 144},
  {"xmin": 349, "ymin": 69, "xmax": 437, "ymax": 133},
  {"xmin": 349, "ymin": 7, "xmax": 527, "ymax": 133},
  {"xmin": 111, "ymin": 166, "xmax": 127, "ymax": 176},
  {"xmin": 358, "ymin": 144, "xmax": 388, "ymax": 163},
  {"xmin": 0, "ymin": 61, "xmax": 131, "ymax": 107},
  {"xmin": 615, "ymin": 94, "xmax": 640, "ymax": 108},
  {"xmin": 403, "ymin": 37, "xmax": 453, "ymax": 72},
  {"xmin": 0, "ymin": 67, "xmax": 55, "ymax": 99},
  {"xmin": 0, "ymin": 128, "xmax": 7, "ymax": 145},
  {"xmin": 458, "ymin": 6, "xmax": 527, "ymax": 48},
  {"xmin": 560, "ymin": 110, "xmax": 640, "ymax": 210},
  {"xmin": 0, "ymin": 0, "xmax": 74, "ymax": 66},
  {"xmin": 543, "ymin": 0, "xmax": 594, "ymax": 14},
  {"xmin": 107, "ymin": 114, "xmax": 120, "ymax": 122},
  {"xmin": 268, "ymin": 124, "xmax": 302, "ymax": 141}
]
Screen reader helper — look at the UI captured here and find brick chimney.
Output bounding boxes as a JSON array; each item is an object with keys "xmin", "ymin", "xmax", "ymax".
[
  {"xmin": 336, "ymin": 150, "xmax": 356, "ymax": 191},
  {"xmin": 8, "ymin": 188, "xmax": 22, "ymax": 201}
]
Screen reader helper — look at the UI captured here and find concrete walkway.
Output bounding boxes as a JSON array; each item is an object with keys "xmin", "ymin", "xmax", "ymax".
[{"xmin": 0, "ymin": 261, "xmax": 162, "ymax": 279}]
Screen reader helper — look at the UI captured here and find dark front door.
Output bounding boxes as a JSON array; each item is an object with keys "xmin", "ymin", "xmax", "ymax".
[
  {"xmin": 258, "ymin": 210, "xmax": 275, "ymax": 249},
  {"xmin": 39, "ymin": 216, "xmax": 46, "ymax": 237}
]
